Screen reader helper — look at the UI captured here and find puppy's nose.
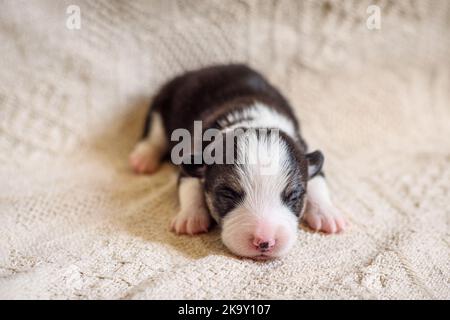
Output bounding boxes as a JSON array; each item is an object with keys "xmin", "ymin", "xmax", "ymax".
[
  {"xmin": 253, "ymin": 238, "xmax": 276, "ymax": 252},
  {"xmin": 259, "ymin": 242, "xmax": 270, "ymax": 249}
]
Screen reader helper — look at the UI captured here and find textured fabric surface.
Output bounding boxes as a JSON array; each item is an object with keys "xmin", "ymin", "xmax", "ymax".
[{"xmin": 0, "ymin": 0, "xmax": 449, "ymax": 299}]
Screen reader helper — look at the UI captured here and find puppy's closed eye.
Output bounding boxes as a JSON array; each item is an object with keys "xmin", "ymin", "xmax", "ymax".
[
  {"xmin": 213, "ymin": 185, "xmax": 245, "ymax": 218},
  {"xmin": 215, "ymin": 186, "xmax": 244, "ymax": 202},
  {"xmin": 282, "ymin": 187, "xmax": 305, "ymax": 207}
]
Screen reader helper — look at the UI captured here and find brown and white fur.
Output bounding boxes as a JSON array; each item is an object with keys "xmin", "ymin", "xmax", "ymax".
[{"xmin": 129, "ymin": 64, "xmax": 346, "ymax": 259}]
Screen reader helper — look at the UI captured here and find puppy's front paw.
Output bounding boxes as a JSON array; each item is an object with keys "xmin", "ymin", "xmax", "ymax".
[
  {"xmin": 129, "ymin": 142, "xmax": 159, "ymax": 174},
  {"xmin": 170, "ymin": 210, "xmax": 211, "ymax": 235},
  {"xmin": 303, "ymin": 202, "xmax": 347, "ymax": 234}
]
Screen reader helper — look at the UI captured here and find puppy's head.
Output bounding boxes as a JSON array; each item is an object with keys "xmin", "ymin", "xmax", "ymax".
[{"xmin": 181, "ymin": 129, "xmax": 323, "ymax": 259}]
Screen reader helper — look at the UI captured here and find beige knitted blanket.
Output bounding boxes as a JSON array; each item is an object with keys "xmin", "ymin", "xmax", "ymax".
[{"xmin": 0, "ymin": 0, "xmax": 449, "ymax": 299}]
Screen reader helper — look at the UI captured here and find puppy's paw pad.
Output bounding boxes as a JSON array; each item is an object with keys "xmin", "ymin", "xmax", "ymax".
[
  {"xmin": 170, "ymin": 211, "xmax": 211, "ymax": 235},
  {"xmin": 129, "ymin": 142, "xmax": 159, "ymax": 174},
  {"xmin": 304, "ymin": 203, "xmax": 347, "ymax": 234}
]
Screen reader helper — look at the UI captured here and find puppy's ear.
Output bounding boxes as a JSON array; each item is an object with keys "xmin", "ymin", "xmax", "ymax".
[
  {"xmin": 305, "ymin": 150, "xmax": 324, "ymax": 179},
  {"xmin": 180, "ymin": 154, "xmax": 206, "ymax": 178}
]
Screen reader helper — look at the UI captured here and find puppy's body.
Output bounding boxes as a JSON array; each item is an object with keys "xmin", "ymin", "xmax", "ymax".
[
  {"xmin": 130, "ymin": 64, "xmax": 346, "ymax": 259},
  {"xmin": 144, "ymin": 64, "xmax": 304, "ymax": 150}
]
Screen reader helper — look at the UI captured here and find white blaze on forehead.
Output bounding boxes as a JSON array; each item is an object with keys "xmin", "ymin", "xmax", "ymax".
[
  {"xmin": 218, "ymin": 102, "xmax": 300, "ymax": 217},
  {"xmin": 235, "ymin": 131, "xmax": 294, "ymax": 217},
  {"xmin": 219, "ymin": 102, "xmax": 297, "ymax": 140}
]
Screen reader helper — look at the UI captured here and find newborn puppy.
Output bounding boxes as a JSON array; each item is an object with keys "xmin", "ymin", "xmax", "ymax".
[{"xmin": 130, "ymin": 64, "xmax": 346, "ymax": 259}]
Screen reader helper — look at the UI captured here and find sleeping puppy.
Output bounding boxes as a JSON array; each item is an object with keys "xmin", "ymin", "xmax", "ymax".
[{"xmin": 130, "ymin": 64, "xmax": 346, "ymax": 259}]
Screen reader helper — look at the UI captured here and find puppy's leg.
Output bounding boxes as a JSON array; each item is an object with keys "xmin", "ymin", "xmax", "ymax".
[
  {"xmin": 303, "ymin": 175, "xmax": 347, "ymax": 233},
  {"xmin": 170, "ymin": 177, "xmax": 211, "ymax": 235},
  {"xmin": 129, "ymin": 112, "xmax": 167, "ymax": 174}
]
